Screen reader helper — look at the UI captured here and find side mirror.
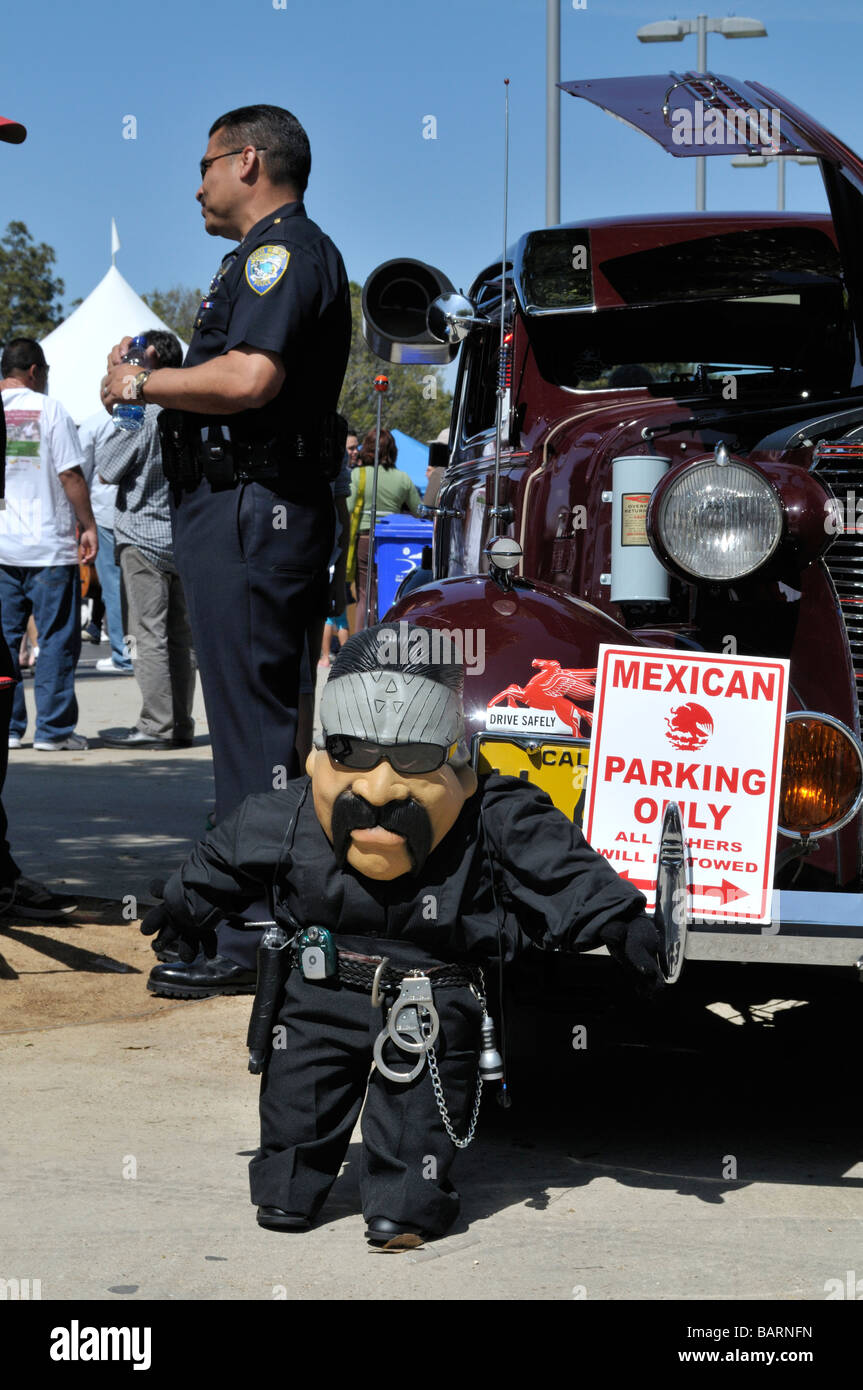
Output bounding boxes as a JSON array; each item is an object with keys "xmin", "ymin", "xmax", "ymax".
[
  {"xmin": 362, "ymin": 259, "xmax": 460, "ymax": 365},
  {"xmin": 427, "ymin": 292, "xmax": 490, "ymax": 345}
]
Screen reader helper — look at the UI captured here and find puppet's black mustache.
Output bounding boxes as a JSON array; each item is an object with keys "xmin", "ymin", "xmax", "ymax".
[{"xmin": 331, "ymin": 792, "xmax": 433, "ymax": 874}]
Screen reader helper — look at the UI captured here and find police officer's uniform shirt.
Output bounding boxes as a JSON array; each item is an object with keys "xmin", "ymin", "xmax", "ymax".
[
  {"xmin": 185, "ymin": 201, "xmax": 351, "ymax": 447},
  {"xmin": 164, "ymin": 774, "xmax": 650, "ymax": 969}
]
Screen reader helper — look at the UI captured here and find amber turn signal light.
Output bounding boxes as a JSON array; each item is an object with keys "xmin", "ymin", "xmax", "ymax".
[{"xmin": 779, "ymin": 713, "xmax": 863, "ymax": 838}]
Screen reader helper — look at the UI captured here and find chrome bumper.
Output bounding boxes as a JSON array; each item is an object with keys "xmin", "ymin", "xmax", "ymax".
[{"xmin": 685, "ymin": 890, "xmax": 863, "ymax": 968}]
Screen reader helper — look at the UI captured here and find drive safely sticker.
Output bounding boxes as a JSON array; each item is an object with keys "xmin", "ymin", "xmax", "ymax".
[
  {"xmin": 581, "ymin": 646, "xmax": 789, "ymax": 921},
  {"xmin": 485, "ymin": 660, "xmax": 596, "ymax": 736}
]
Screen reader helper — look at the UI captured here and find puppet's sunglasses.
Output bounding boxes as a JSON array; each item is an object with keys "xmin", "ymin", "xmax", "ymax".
[{"xmin": 325, "ymin": 734, "xmax": 455, "ymax": 775}]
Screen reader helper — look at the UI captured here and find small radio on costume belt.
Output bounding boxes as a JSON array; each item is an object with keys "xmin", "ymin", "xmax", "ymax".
[{"xmin": 297, "ymin": 926, "xmax": 337, "ymax": 980}]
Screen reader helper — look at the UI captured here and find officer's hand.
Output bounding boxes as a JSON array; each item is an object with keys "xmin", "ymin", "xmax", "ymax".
[
  {"xmin": 106, "ymin": 341, "xmax": 159, "ymax": 372},
  {"xmin": 108, "ymin": 338, "xmax": 134, "ymax": 368},
  {"xmin": 140, "ymin": 878, "xmax": 215, "ymax": 963},
  {"xmin": 100, "ymin": 364, "xmax": 135, "ymax": 414},
  {"xmin": 599, "ymin": 913, "xmax": 664, "ymax": 995}
]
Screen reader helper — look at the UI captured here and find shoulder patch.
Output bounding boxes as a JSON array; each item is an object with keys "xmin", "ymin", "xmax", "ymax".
[{"xmin": 245, "ymin": 244, "xmax": 290, "ymax": 295}]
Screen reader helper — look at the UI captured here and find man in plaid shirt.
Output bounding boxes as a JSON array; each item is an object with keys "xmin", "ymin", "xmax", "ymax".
[{"xmin": 95, "ymin": 331, "xmax": 195, "ymax": 748}]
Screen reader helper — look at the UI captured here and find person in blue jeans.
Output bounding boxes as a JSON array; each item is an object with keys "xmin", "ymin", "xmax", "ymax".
[
  {"xmin": 79, "ymin": 412, "xmax": 135, "ymax": 674},
  {"xmin": 0, "ymin": 339, "xmax": 98, "ymax": 751}
]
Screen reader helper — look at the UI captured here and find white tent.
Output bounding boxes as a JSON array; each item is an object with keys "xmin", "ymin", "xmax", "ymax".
[{"xmin": 40, "ymin": 263, "xmax": 188, "ymax": 424}]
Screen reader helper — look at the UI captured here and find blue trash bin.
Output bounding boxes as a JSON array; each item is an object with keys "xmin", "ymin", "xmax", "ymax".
[{"xmin": 373, "ymin": 514, "xmax": 434, "ymax": 617}]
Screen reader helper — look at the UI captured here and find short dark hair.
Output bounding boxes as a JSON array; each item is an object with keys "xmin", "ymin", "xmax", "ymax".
[
  {"xmin": 209, "ymin": 104, "xmax": 311, "ymax": 194},
  {"xmin": 1, "ymin": 337, "xmax": 45, "ymax": 378},
  {"xmin": 142, "ymin": 329, "xmax": 183, "ymax": 369},
  {"xmin": 329, "ymin": 622, "xmax": 464, "ymax": 695},
  {"xmin": 359, "ymin": 427, "xmax": 398, "ymax": 470}
]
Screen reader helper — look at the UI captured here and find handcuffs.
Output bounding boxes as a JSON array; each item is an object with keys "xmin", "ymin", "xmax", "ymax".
[{"xmin": 371, "ymin": 960, "xmax": 441, "ymax": 1084}]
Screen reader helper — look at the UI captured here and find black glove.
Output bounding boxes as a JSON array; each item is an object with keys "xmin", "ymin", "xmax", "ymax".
[
  {"xmin": 599, "ymin": 913, "xmax": 664, "ymax": 995},
  {"xmin": 139, "ymin": 878, "xmax": 215, "ymax": 963}
]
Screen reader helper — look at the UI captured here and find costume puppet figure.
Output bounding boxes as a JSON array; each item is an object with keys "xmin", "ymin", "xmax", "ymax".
[{"xmin": 144, "ymin": 623, "xmax": 661, "ymax": 1246}]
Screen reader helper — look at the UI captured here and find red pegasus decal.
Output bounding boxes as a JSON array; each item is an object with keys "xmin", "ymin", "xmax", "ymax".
[{"xmin": 488, "ymin": 660, "xmax": 597, "ymax": 736}]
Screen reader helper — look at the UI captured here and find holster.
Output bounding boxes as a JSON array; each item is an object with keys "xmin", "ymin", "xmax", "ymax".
[
  {"xmin": 317, "ymin": 412, "xmax": 349, "ymax": 482},
  {"xmin": 246, "ymin": 931, "xmax": 293, "ymax": 1074},
  {"xmin": 158, "ymin": 409, "xmax": 202, "ymax": 488},
  {"xmin": 159, "ymin": 410, "xmax": 349, "ymax": 489}
]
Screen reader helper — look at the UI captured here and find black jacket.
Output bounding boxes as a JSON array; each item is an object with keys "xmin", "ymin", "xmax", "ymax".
[{"xmin": 163, "ymin": 774, "xmax": 651, "ymax": 970}]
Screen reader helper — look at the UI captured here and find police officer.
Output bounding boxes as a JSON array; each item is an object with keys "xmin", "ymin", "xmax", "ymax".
[{"xmin": 102, "ymin": 105, "xmax": 351, "ymax": 996}]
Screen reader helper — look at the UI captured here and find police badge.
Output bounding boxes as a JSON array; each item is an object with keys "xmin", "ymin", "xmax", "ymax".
[{"xmin": 245, "ymin": 244, "xmax": 290, "ymax": 295}]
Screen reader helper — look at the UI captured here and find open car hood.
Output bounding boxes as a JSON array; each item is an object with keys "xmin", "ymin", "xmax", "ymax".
[
  {"xmin": 560, "ymin": 72, "xmax": 863, "ymax": 378},
  {"xmin": 560, "ymin": 72, "xmax": 862, "ymax": 176}
]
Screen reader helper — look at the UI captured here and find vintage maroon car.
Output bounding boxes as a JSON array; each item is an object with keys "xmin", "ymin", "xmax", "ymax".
[{"xmin": 361, "ymin": 73, "xmax": 863, "ymax": 988}]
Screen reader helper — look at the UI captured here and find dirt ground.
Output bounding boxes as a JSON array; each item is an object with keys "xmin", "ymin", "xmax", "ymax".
[{"xmin": 0, "ymin": 903, "xmax": 182, "ymax": 1032}]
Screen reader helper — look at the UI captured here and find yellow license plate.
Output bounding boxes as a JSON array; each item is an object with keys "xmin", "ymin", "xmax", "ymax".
[{"xmin": 473, "ymin": 736, "xmax": 590, "ymax": 825}]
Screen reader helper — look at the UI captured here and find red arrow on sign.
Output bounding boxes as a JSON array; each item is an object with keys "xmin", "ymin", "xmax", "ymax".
[
  {"xmin": 616, "ymin": 869, "xmax": 656, "ymax": 893},
  {"xmin": 688, "ymin": 879, "xmax": 748, "ymax": 904}
]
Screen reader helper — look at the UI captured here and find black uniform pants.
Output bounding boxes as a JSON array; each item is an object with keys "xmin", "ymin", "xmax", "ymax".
[
  {"xmin": 249, "ymin": 970, "xmax": 483, "ymax": 1235},
  {"xmin": 171, "ymin": 475, "xmax": 333, "ymax": 965}
]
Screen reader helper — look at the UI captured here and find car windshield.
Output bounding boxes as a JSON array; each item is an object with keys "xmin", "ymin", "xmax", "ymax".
[{"xmin": 522, "ymin": 225, "xmax": 854, "ymax": 395}]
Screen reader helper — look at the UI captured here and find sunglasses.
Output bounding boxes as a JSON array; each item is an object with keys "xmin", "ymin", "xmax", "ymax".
[
  {"xmin": 199, "ymin": 146, "xmax": 268, "ymax": 179},
  {"xmin": 325, "ymin": 734, "xmax": 455, "ymax": 775}
]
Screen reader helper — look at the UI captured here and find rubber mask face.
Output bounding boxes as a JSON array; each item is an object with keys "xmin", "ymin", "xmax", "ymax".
[{"xmin": 307, "ymin": 748, "xmax": 477, "ymax": 881}]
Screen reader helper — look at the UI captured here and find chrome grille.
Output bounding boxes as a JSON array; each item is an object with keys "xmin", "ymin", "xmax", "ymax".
[{"xmin": 815, "ymin": 444, "xmax": 863, "ymax": 723}]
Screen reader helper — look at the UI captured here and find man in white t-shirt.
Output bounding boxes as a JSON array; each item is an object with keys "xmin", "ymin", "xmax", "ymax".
[{"xmin": 0, "ymin": 338, "xmax": 97, "ymax": 750}]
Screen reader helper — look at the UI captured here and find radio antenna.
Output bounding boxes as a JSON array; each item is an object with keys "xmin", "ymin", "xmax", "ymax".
[{"xmin": 491, "ymin": 78, "xmax": 511, "ymax": 528}]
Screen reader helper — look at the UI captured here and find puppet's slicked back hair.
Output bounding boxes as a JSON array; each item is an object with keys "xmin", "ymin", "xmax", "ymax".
[{"xmin": 329, "ymin": 623, "xmax": 464, "ymax": 696}]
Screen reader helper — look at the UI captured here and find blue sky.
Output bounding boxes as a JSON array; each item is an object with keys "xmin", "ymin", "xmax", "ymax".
[{"xmin": 2, "ymin": 0, "xmax": 862, "ymax": 313}]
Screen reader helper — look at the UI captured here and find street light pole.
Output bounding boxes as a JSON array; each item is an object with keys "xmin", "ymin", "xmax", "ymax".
[
  {"xmin": 696, "ymin": 14, "xmax": 707, "ymax": 211},
  {"xmin": 730, "ymin": 152, "xmax": 818, "ymax": 212},
  {"xmin": 546, "ymin": 0, "xmax": 561, "ymax": 226},
  {"xmin": 637, "ymin": 14, "xmax": 767, "ymax": 211}
]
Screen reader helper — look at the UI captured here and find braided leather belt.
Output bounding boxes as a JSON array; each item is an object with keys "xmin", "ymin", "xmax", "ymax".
[{"xmin": 291, "ymin": 946, "xmax": 478, "ymax": 993}]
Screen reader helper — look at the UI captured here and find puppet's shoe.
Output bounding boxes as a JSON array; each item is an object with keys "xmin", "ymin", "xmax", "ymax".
[
  {"xmin": 364, "ymin": 1217, "xmax": 430, "ymax": 1247},
  {"xmin": 256, "ymin": 1207, "xmax": 311, "ymax": 1233},
  {"xmin": 147, "ymin": 953, "xmax": 257, "ymax": 998}
]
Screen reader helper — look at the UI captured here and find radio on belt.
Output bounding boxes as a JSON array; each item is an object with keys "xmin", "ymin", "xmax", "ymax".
[{"xmin": 298, "ymin": 925, "xmax": 337, "ymax": 979}]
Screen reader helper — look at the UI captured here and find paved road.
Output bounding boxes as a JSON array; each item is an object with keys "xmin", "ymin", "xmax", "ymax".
[{"xmin": 4, "ymin": 648, "xmax": 214, "ymax": 901}]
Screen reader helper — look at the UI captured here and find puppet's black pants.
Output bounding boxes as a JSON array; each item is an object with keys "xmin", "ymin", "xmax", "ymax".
[{"xmin": 249, "ymin": 968, "xmax": 483, "ymax": 1234}]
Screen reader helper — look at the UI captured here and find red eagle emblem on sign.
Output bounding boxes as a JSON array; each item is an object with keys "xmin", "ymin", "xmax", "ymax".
[
  {"xmin": 488, "ymin": 660, "xmax": 597, "ymax": 736},
  {"xmin": 664, "ymin": 702, "xmax": 714, "ymax": 750}
]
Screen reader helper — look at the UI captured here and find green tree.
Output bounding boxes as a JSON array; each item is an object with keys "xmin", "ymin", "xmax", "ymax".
[
  {"xmin": 0, "ymin": 222, "xmax": 65, "ymax": 342},
  {"xmin": 339, "ymin": 281, "xmax": 452, "ymax": 442},
  {"xmin": 141, "ymin": 285, "xmax": 203, "ymax": 343}
]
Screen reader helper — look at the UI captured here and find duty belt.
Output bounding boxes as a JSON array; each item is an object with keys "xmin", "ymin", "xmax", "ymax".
[{"xmin": 289, "ymin": 945, "xmax": 479, "ymax": 994}]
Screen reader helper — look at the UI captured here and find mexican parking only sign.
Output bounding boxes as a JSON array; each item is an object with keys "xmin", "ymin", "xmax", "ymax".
[{"xmin": 582, "ymin": 646, "xmax": 789, "ymax": 923}]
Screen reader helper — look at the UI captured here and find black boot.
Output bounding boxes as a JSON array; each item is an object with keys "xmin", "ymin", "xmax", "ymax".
[{"xmin": 147, "ymin": 952, "xmax": 257, "ymax": 999}]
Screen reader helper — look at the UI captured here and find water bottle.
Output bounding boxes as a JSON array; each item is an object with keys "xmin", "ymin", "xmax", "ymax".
[{"xmin": 112, "ymin": 334, "xmax": 148, "ymax": 432}]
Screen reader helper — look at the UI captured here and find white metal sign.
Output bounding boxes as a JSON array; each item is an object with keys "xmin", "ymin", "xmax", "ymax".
[{"xmin": 582, "ymin": 646, "xmax": 789, "ymax": 922}]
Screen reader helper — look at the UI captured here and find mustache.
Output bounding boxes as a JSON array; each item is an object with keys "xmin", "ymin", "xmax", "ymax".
[{"xmin": 331, "ymin": 792, "xmax": 433, "ymax": 874}]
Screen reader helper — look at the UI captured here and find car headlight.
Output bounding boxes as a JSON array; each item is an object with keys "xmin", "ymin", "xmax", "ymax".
[
  {"xmin": 653, "ymin": 457, "xmax": 783, "ymax": 581},
  {"xmin": 779, "ymin": 712, "xmax": 863, "ymax": 838}
]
